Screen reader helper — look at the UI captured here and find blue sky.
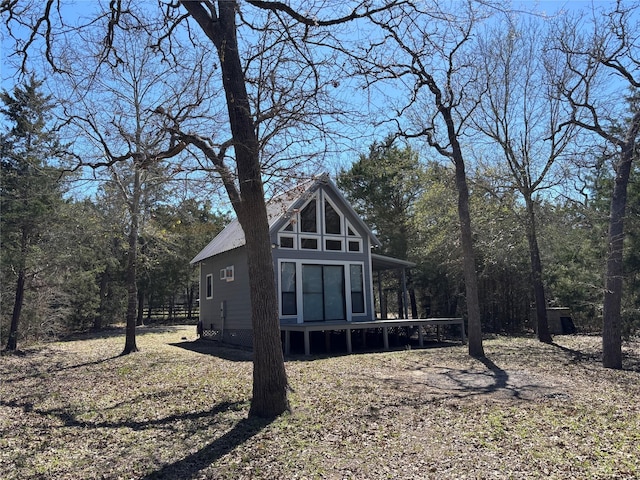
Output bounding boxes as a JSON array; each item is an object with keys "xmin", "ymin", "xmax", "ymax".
[{"xmin": 0, "ymin": 0, "xmax": 632, "ymax": 197}]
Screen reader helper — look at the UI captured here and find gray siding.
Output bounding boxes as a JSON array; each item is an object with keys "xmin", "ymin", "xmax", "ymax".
[
  {"xmin": 270, "ymin": 184, "xmax": 377, "ymax": 322},
  {"xmin": 199, "ymin": 247, "xmax": 251, "ymax": 331},
  {"xmin": 196, "ymin": 180, "xmax": 383, "ymax": 337}
]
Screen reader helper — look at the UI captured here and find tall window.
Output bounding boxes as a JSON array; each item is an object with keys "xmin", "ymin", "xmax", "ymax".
[
  {"xmin": 324, "ymin": 199, "xmax": 342, "ymax": 234},
  {"xmin": 300, "ymin": 199, "xmax": 317, "ymax": 232},
  {"xmin": 281, "ymin": 262, "xmax": 297, "ymax": 315},
  {"xmin": 350, "ymin": 265, "xmax": 364, "ymax": 313},
  {"xmin": 206, "ymin": 274, "xmax": 213, "ymax": 299}
]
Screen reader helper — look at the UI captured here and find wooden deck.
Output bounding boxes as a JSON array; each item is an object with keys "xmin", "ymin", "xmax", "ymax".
[{"xmin": 281, "ymin": 318, "xmax": 465, "ymax": 356}]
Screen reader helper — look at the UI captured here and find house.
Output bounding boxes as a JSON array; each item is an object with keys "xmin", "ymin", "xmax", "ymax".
[{"xmin": 191, "ymin": 174, "xmax": 464, "ymax": 354}]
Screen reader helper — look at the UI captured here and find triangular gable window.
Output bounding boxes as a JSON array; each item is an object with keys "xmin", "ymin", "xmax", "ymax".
[
  {"xmin": 300, "ymin": 198, "xmax": 317, "ymax": 233},
  {"xmin": 275, "ymin": 189, "xmax": 365, "ymax": 253},
  {"xmin": 324, "ymin": 199, "xmax": 342, "ymax": 235}
]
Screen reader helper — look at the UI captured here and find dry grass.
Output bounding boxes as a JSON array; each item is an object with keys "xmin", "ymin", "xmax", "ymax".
[{"xmin": 1, "ymin": 326, "xmax": 639, "ymax": 479}]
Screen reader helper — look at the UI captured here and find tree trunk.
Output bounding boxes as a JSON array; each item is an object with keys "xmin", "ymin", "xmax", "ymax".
[
  {"xmin": 182, "ymin": 1, "xmax": 289, "ymax": 416},
  {"xmin": 6, "ymin": 267, "xmax": 26, "ymax": 351},
  {"xmin": 455, "ymin": 160, "xmax": 484, "ymax": 357},
  {"xmin": 6, "ymin": 229, "xmax": 29, "ymax": 351},
  {"xmin": 121, "ymin": 168, "xmax": 140, "ymax": 355},
  {"xmin": 168, "ymin": 295, "xmax": 175, "ymax": 322},
  {"xmin": 602, "ymin": 138, "xmax": 635, "ymax": 369},
  {"xmin": 407, "ymin": 270, "xmax": 418, "ymax": 319},
  {"xmin": 94, "ymin": 268, "xmax": 109, "ymax": 331},
  {"xmin": 136, "ymin": 289, "xmax": 145, "ymax": 326},
  {"xmin": 525, "ymin": 196, "xmax": 552, "ymax": 343},
  {"xmin": 445, "ymin": 108, "xmax": 484, "ymax": 358},
  {"xmin": 187, "ymin": 285, "xmax": 194, "ymax": 320},
  {"xmin": 396, "ymin": 276, "xmax": 404, "ymax": 319}
]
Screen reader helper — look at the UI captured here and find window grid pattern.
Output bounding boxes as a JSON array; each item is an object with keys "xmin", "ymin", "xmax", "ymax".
[{"xmin": 277, "ymin": 191, "xmax": 363, "ymax": 253}]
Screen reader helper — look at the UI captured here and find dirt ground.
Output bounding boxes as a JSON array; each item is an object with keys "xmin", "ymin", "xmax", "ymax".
[{"xmin": 1, "ymin": 327, "xmax": 639, "ymax": 479}]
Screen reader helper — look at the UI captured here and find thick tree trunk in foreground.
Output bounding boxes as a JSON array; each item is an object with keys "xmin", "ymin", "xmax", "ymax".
[
  {"xmin": 182, "ymin": 1, "xmax": 289, "ymax": 417},
  {"xmin": 602, "ymin": 139, "xmax": 635, "ymax": 369}
]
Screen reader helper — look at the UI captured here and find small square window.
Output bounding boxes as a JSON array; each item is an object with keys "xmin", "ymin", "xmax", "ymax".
[
  {"xmin": 325, "ymin": 239, "xmax": 342, "ymax": 251},
  {"xmin": 225, "ymin": 266, "xmax": 234, "ymax": 282},
  {"xmin": 279, "ymin": 236, "xmax": 294, "ymax": 249},
  {"xmin": 300, "ymin": 237, "xmax": 318, "ymax": 250},
  {"xmin": 348, "ymin": 240, "xmax": 361, "ymax": 252}
]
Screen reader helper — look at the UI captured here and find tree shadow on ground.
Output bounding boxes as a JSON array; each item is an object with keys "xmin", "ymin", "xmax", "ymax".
[
  {"xmin": 59, "ymin": 325, "xmax": 194, "ymax": 343},
  {"xmin": 377, "ymin": 353, "xmax": 562, "ymax": 404},
  {"xmin": 169, "ymin": 340, "xmax": 254, "ymax": 362},
  {"xmin": 141, "ymin": 415, "xmax": 272, "ymax": 480},
  {"xmin": 551, "ymin": 340, "xmax": 640, "ymax": 372},
  {"xmin": 474, "ymin": 356, "xmax": 509, "ymax": 391},
  {"xmin": 429, "ymin": 355, "xmax": 540, "ymax": 401},
  {"xmin": 0, "ymin": 396, "xmax": 244, "ymax": 433},
  {"xmin": 2, "ymin": 354, "xmax": 121, "ymax": 383},
  {"xmin": 550, "ymin": 341, "xmax": 601, "ymax": 363}
]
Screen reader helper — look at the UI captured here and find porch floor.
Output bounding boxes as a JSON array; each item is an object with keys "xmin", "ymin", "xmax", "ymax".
[{"xmin": 280, "ymin": 318, "xmax": 465, "ymax": 356}]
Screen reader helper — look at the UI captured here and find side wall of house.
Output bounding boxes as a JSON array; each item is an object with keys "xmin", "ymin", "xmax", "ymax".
[{"xmin": 199, "ymin": 247, "xmax": 253, "ymax": 347}]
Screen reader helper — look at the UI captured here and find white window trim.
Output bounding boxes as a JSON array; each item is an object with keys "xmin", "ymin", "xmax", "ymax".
[
  {"xmin": 278, "ymin": 260, "xmax": 298, "ymax": 318},
  {"xmin": 298, "ymin": 192, "xmax": 320, "ymax": 234},
  {"xmin": 280, "ymin": 217, "xmax": 298, "ymax": 233},
  {"xmin": 206, "ymin": 274, "xmax": 214, "ymax": 299},
  {"xmin": 277, "ymin": 259, "xmax": 367, "ymax": 323},
  {"xmin": 278, "ymin": 234, "xmax": 296, "ymax": 249},
  {"xmin": 349, "ymin": 264, "xmax": 366, "ymax": 315},
  {"xmin": 324, "ymin": 235, "xmax": 345, "ymax": 252},
  {"xmin": 225, "ymin": 265, "xmax": 235, "ymax": 282},
  {"xmin": 276, "ymin": 189, "xmax": 372, "ymax": 253},
  {"xmin": 322, "ymin": 192, "xmax": 344, "ymax": 236},
  {"xmin": 347, "ymin": 238, "xmax": 363, "ymax": 253},
  {"xmin": 346, "ymin": 221, "xmax": 361, "ymax": 237},
  {"xmin": 299, "ymin": 235, "xmax": 321, "ymax": 250}
]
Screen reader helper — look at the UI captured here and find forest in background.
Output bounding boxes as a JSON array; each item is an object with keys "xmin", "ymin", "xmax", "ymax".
[
  {"xmin": 1, "ymin": 1, "xmax": 638, "ymax": 353},
  {"xmin": 2, "ymin": 79, "xmax": 637, "ymax": 346}
]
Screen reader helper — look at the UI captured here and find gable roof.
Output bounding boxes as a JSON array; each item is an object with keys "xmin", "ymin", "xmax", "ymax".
[{"xmin": 190, "ymin": 174, "xmax": 380, "ymax": 264}]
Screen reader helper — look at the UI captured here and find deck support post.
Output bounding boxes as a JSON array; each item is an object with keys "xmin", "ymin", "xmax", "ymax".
[
  {"xmin": 304, "ymin": 330, "xmax": 310, "ymax": 355},
  {"xmin": 284, "ymin": 330, "xmax": 291, "ymax": 355},
  {"xmin": 280, "ymin": 318, "xmax": 464, "ymax": 356}
]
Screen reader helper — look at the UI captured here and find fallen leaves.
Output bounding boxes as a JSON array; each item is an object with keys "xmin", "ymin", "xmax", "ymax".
[{"xmin": 1, "ymin": 327, "xmax": 639, "ymax": 479}]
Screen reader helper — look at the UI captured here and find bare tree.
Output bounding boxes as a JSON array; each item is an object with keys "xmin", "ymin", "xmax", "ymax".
[
  {"xmin": 474, "ymin": 16, "xmax": 577, "ymax": 343},
  {"xmin": 159, "ymin": 1, "xmax": 402, "ymax": 416},
  {"xmin": 353, "ymin": 0, "xmax": 494, "ymax": 357},
  {"xmin": 553, "ymin": 1, "xmax": 640, "ymax": 368},
  {"xmin": 3, "ymin": 0, "xmax": 401, "ymax": 415},
  {"xmin": 53, "ymin": 13, "xmax": 208, "ymax": 355}
]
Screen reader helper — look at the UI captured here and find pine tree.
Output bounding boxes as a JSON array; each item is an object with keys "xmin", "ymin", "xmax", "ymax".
[{"xmin": 1, "ymin": 77, "xmax": 67, "ymax": 351}]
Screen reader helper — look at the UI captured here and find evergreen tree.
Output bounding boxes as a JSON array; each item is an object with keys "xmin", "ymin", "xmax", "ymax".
[
  {"xmin": 338, "ymin": 137, "xmax": 425, "ymax": 318},
  {"xmin": 1, "ymin": 77, "xmax": 68, "ymax": 351}
]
